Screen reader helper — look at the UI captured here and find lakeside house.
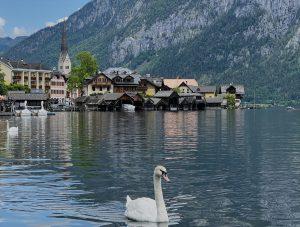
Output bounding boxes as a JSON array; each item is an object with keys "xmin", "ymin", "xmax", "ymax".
[
  {"xmin": 144, "ymin": 98, "xmax": 168, "ymax": 111},
  {"xmin": 80, "ymin": 92, "xmax": 144, "ymax": 111},
  {"xmin": 198, "ymin": 86, "xmax": 216, "ymax": 98},
  {"xmin": 104, "ymin": 68, "xmax": 141, "ymax": 93},
  {"xmin": 153, "ymin": 90, "xmax": 180, "ymax": 111},
  {"xmin": 83, "ymin": 72, "xmax": 113, "ymax": 95},
  {"xmin": 139, "ymin": 76, "xmax": 162, "ymax": 97},
  {"xmin": 220, "ymin": 84, "xmax": 245, "ymax": 100},
  {"xmin": 219, "ymin": 84, "xmax": 245, "ymax": 107},
  {"xmin": 7, "ymin": 90, "xmax": 49, "ymax": 110}
]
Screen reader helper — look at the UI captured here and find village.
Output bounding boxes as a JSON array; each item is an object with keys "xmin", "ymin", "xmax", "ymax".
[{"xmin": 0, "ymin": 23, "xmax": 245, "ymax": 114}]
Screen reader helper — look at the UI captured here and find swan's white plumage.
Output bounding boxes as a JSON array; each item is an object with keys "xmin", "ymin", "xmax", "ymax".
[
  {"xmin": 125, "ymin": 197, "xmax": 157, "ymax": 222},
  {"xmin": 125, "ymin": 165, "xmax": 169, "ymax": 223},
  {"xmin": 7, "ymin": 121, "xmax": 18, "ymax": 136}
]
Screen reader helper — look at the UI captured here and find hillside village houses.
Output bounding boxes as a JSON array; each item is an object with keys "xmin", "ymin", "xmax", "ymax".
[{"xmin": 0, "ymin": 21, "xmax": 245, "ymax": 112}]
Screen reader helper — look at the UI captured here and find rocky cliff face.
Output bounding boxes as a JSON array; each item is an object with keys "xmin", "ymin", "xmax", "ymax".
[{"xmin": 4, "ymin": 0, "xmax": 300, "ymax": 102}]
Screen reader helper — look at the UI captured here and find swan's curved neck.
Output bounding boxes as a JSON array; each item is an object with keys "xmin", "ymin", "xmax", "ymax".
[{"xmin": 154, "ymin": 175, "xmax": 168, "ymax": 222}]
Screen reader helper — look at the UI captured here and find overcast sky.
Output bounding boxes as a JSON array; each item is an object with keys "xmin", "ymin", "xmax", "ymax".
[{"xmin": 0, "ymin": 0, "xmax": 90, "ymax": 38}]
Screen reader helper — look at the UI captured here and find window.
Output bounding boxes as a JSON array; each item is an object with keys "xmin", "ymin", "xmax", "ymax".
[
  {"xmin": 60, "ymin": 66, "xmax": 63, "ymax": 69},
  {"xmin": 65, "ymin": 66, "xmax": 69, "ymax": 69},
  {"xmin": 92, "ymin": 86, "xmax": 95, "ymax": 91},
  {"xmin": 100, "ymin": 86, "xmax": 102, "ymax": 91}
]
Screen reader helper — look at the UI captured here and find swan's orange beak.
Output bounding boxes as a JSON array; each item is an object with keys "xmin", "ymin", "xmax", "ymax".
[{"xmin": 162, "ymin": 174, "xmax": 170, "ymax": 182}]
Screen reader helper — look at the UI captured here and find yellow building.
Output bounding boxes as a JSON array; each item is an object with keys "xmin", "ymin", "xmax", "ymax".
[
  {"xmin": 198, "ymin": 86, "xmax": 216, "ymax": 98},
  {"xmin": 0, "ymin": 57, "xmax": 52, "ymax": 93},
  {"xmin": 139, "ymin": 77, "xmax": 162, "ymax": 97}
]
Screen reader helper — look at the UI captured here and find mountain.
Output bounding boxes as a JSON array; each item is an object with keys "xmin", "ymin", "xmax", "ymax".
[
  {"xmin": 0, "ymin": 36, "xmax": 27, "ymax": 55},
  {"xmin": 4, "ymin": 0, "xmax": 300, "ymax": 103}
]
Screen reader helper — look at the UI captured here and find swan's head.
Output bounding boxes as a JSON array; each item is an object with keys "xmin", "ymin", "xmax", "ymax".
[{"xmin": 154, "ymin": 165, "xmax": 170, "ymax": 182}]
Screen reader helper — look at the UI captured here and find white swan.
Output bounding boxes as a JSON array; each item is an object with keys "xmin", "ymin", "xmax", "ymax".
[
  {"xmin": 125, "ymin": 165, "xmax": 170, "ymax": 223},
  {"xmin": 38, "ymin": 101, "xmax": 48, "ymax": 116},
  {"xmin": 6, "ymin": 120, "xmax": 18, "ymax": 136},
  {"xmin": 21, "ymin": 100, "xmax": 31, "ymax": 117}
]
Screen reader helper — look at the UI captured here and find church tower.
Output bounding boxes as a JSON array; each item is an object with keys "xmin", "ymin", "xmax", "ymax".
[{"xmin": 58, "ymin": 21, "xmax": 71, "ymax": 76}]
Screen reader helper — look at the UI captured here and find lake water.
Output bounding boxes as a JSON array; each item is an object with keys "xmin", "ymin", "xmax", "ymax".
[{"xmin": 0, "ymin": 109, "xmax": 299, "ymax": 226}]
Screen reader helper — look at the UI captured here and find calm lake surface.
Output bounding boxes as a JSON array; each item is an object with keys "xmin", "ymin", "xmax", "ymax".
[{"xmin": 0, "ymin": 109, "xmax": 299, "ymax": 226}]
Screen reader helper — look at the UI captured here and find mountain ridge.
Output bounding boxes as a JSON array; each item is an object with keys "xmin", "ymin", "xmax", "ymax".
[
  {"xmin": 4, "ymin": 0, "xmax": 300, "ymax": 102},
  {"xmin": 0, "ymin": 36, "xmax": 27, "ymax": 55}
]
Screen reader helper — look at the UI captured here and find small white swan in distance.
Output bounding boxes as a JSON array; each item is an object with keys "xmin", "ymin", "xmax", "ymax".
[
  {"xmin": 6, "ymin": 120, "xmax": 18, "ymax": 136},
  {"xmin": 125, "ymin": 165, "xmax": 170, "ymax": 223}
]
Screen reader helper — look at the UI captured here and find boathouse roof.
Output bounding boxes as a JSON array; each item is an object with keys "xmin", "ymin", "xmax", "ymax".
[
  {"xmin": 75, "ymin": 96, "xmax": 89, "ymax": 103},
  {"xmin": 102, "ymin": 93, "xmax": 123, "ymax": 101},
  {"xmin": 205, "ymin": 97, "xmax": 223, "ymax": 104},
  {"xmin": 7, "ymin": 91, "xmax": 49, "ymax": 101},
  {"xmin": 154, "ymin": 90, "xmax": 179, "ymax": 98},
  {"xmin": 199, "ymin": 86, "xmax": 216, "ymax": 93}
]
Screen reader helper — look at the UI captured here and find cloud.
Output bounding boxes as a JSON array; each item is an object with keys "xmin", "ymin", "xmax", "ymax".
[
  {"xmin": 45, "ymin": 17, "xmax": 68, "ymax": 28},
  {"xmin": 45, "ymin": 21, "xmax": 56, "ymax": 27},
  {"xmin": 0, "ymin": 17, "xmax": 6, "ymax": 37},
  {"xmin": 57, "ymin": 17, "xmax": 68, "ymax": 23},
  {"xmin": 13, "ymin": 27, "xmax": 28, "ymax": 37}
]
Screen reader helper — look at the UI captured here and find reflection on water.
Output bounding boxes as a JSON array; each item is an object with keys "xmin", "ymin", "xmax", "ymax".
[{"xmin": 0, "ymin": 109, "xmax": 300, "ymax": 226}]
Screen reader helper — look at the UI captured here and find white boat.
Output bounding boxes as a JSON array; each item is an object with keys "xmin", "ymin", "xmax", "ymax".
[
  {"xmin": 286, "ymin": 106, "xmax": 295, "ymax": 111},
  {"xmin": 21, "ymin": 101, "xmax": 32, "ymax": 117},
  {"xmin": 38, "ymin": 101, "xmax": 48, "ymax": 116},
  {"xmin": 170, "ymin": 106, "xmax": 178, "ymax": 111},
  {"xmin": 123, "ymin": 104, "xmax": 135, "ymax": 112}
]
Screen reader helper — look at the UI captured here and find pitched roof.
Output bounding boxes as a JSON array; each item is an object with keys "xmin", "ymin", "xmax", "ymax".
[
  {"xmin": 7, "ymin": 91, "xmax": 49, "ymax": 101},
  {"xmin": 0, "ymin": 57, "xmax": 50, "ymax": 71},
  {"xmin": 104, "ymin": 67, "xmax": 141, "ymax": 83},
  {"xmin": 84, "ymin": 73, "xmax": 112, "ymax": 85},
  {"xmin": 86, "ymin": 96, "xmax": 100, "ymax": 105},
  {"xmin": 220, "ymin": 85, "xmax": 245, "ymax": 95},
  {"xmin": 163, "ymin": 79, "xmax": 198, "ymax": 89},
  {"xmin": 102, "ymin": 93, "xmax": 123, "ymax": 101},
  {"xmin": 141, "ymin": 77, "xmax": 163, "ymax": 88},
  {"xmin": 179, "ymin": 93, "xmax": 202, "ymax": 97},
  {"xmin": 75, "ymin": 96, "xmax": 89, "ymax": 103},
  {"xmin": 179, "ymin": 97, "xmax": 195, "ymax": 105},
  {"xmin": 199, "ymin": 86, "xmax": 216, "ymax": 93},
  {"xmin": 154, "ymin": 90, "xmax": 178, "ymax": 98},
  {"xmin": 205, "ymin": 97, "xmax": 223, "ymax": 104},
  {"xmin": 188, "ymin": 85, "xmax": 200, "ymax": 93},
  {"xmin": 51, "ymin": 71, "xmax": 67, "ymax": 81},
  {"xmin": 145, "ymin": 98, "xmax": 167, "ymax": 106}
]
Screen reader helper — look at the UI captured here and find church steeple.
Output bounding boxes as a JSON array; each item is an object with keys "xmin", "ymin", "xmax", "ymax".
[{"xmin": 58, "ymin": 20, "xmax": 71, "ymax": 76}]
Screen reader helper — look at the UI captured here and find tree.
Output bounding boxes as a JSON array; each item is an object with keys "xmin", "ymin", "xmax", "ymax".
[
  {"xmin": 0, "ymin": 69, "xmax": 7, "ymax": 95},
  {"xmin": 6, "ymin": 84, "xmax": 30, "ymax": 93},
  {"xmin": 67, "ymin": 51, "xmax": 99, "ymax": 96},
  {"xmin": 173, "ymin": 87, "xmax": 180, "ymax": 94},
  {"xmin": 225, "ymin": 94, "xmax": 236, "ymax": 109}
]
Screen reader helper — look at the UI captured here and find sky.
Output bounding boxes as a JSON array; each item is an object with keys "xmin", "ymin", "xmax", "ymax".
[{"xmin": 0, "ymin": 0, "xmax": 90, "ymax": 38}]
